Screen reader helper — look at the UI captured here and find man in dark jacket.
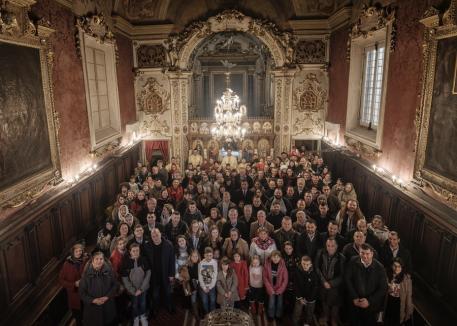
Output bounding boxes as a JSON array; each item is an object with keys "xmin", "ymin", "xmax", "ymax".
[
  {"xmin": 221, "ymin": 208, "xmax": 249, "ymax": 240},
  {"xmin": 273, "ymin": 216, "xmax": 299, "ymax": 252},
  {"xmin": 143, "ymin": 229, "xmax": 176, "ymax": 316},
  {"xmin": 164, "ymin": 211, "xmax": 188, "ymax": 245},
  {"xmin": 320, "ymin": 220, "xmax": 346, "ymax": 252},
  {"xmin": 345, "ymin": 243, "xmax": 387, "ymax": 326},
  {"xmin": 232, "ymin": 180, "xmax": 254, "ymax": 205},
  {"xmin": 297, "ymin": 219, "xmax": 323, "ymax": 260},
  {"xmin": 379, "ymin": 231, "xmax": 412, "ymax": 274},
  {"xmin": 314, "ymin": 239, "xmax": 345, "ymax": 326}
]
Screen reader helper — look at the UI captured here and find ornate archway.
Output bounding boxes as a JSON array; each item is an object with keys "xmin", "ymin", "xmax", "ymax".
[{"xmin": 164, "ymin": 10, "xmax": 294, "ymax": 70}]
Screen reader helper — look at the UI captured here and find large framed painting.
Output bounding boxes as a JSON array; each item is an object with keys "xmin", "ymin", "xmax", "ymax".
[
  {"xmin": 0, "ymin": 1, "xmax": 61, "ymax": 208},
  {"xmin": 415, "ymin": 4, "xmax": 457, "ymax": 209}
]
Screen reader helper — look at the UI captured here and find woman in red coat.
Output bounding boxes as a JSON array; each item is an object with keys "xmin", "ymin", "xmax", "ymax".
[
  {"xmin": 230, "ymin": 251, "xmax": 249, "ymax": 308},
  {"xmin": 59, "ymin": 243, "xmax": 88, "ymax": 326}
]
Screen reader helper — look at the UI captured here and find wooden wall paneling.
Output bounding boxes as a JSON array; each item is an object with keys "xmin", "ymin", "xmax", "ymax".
[
  {"xmin": 26, "ymin": 212, "xmax": 59, "ymax": 282},
  {"xmin": 116, "ymin": 160, "xmax": 125, "ymax": 187},
  {"xmin": 124, "ymin": 155, "xmax": 132, "ymax": 181},
  {"xmin": 416, "ymin": 219, "xmax": 442, "ymax": 288},
  {"xmin": 55, "ymin": 198, "xmax": 77, "ymax": 254},
  {"xmin": 361, "ymin": 180, "xmax": 378, "ymax": 217},
  {"xmin": 104, "ymin": 165, "xmax": 117, "ymax": 205},
  {"xmin": 436, "ymin": 234, "xmax": 455, "ymax": 300},
  {"xmin": 376, "ymin": 189, "xmax": 396, "ymax": 224},
  {"xmin": 93, "ymin": 174, "xmax": 106, "ymax": 224},
  {"xmin": 395, "ymin": 200, "xmax": 417, "ymax": 248},
  {"xmin": 79, "ymin": 184, "xmax": 93, "ymax": 233},
  {"xmin": 1, "ymin": 233, "xmax": 33, "ymax": 305}
]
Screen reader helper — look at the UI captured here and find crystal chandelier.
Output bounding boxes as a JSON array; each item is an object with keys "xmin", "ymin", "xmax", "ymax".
[{"xmin": 211, "ymin": 60, "xmax": 247, "ymax": 140}]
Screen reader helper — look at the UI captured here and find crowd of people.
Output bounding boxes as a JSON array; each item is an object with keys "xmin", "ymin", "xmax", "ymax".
[{"xmin": 59, "ymin": 147, "xmax": 414, "ymax": 326}]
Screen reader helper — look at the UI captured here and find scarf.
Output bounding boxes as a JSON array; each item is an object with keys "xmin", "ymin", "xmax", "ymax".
[{"xmin": 253, "ymin": 236, "xmax": 275, "ymax": 250}]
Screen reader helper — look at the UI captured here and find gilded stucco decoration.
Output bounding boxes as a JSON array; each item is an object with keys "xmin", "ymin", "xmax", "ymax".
[
  {"xmin": 136, "ymin": 44, "xmax": 167, "ymax": 68},
  {"xmin": 347, "ymin": 3, "xmax": 396, "ymax": 60},
  {"xmin": 137, "ymin": 77, "xmax": 170, "ymax": 116},
  {"xmin": 75, "ymin": 12, "xmax": 118, "ymax": 63},
  {"xmin": 294, "ymin": 73, "xmax": 327, "ymax": 112},
  {"xmin": 164, "ymin": 9, "xmax": 291, "ymax": 70},
  {"xmin": 294, "ymin": 40, "xmax": 326, "ymax": 64}
]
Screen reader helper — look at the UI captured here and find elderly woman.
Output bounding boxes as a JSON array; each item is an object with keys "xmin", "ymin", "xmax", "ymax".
[
  {"xmin": 249, "ymin": 227, "xmax": 277, "ymax": 265},
  {"xmin": 59, "ymin": 243, "xmax": 88, "ymax": 326},
  {"xmin": 222, "ymin": 228, "xmax": 250, "ymax": 260},
  {"xmin": 79, "ymin": 251, "xmax": 119, "ymax": 326}
]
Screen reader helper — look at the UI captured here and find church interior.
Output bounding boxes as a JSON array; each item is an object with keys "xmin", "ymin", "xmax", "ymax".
[{"xmin": 1, "ymin": 0, "xmax": 457, "ymax": 325}]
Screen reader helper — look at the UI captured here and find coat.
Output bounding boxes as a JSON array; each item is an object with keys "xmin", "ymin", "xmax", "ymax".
[
  {"xmin": 78, "ymin": 262, "xmax": 119, "ymax": 326},
  {"xmin": 222, "ymin": 238, "xmax": 249, "ymax": 260},
  {"xmin": 216, "ymin": 269, "xmax": 240, "ymax": 307},
  {"xmin": 314, "ymin": 249, "xmax": 345, "ymax": 306},
  {"xmin": 230, "ymin": 260, "xmax": 249, "ymax": 299},
  {"xmin": 294, "ymin": 265, "xmax": 319, "ymax": 302},
  {"xmin": 396, "ymin": 274, "xmax": 414, "ymax": 323},
  {"xmin": 59, "ymin": 256, "xmax": 88, "ymax": 309},
  {"xmin": 297, "ymin": 232, "xmax": 323, "ymax": 261},
  {"xmin": 143, "ymin": 237, "xmax": 176, "ymax": 287},
  {"xmin": 263, "ymin": 257, "xmax": 288, "ymax": 296},
  {"xmin": 345, "ymin": 256, "xmax": 388, "ymax": 312}
]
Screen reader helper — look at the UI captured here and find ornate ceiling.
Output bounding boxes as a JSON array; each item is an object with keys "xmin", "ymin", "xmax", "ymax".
[{"xmin": 113, "ymin": 0, "xmax": 351, "ymax": 29}]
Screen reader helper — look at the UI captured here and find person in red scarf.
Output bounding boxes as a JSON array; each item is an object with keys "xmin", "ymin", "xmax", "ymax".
[
  {"xmin": 249, "ymin": 227, "xmax": 277, "ymax": 264},
  {"xmin": 59, "ymin": 243, "xmax": 89, "ymax": 326},
  {"xmin": 167, "ymin": 179, "xmax": 184, "ymax": 204}
]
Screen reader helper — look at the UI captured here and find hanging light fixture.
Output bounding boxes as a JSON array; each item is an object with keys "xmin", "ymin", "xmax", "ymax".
[{"xmin": 211, "ymin": 60, "xmax": 247, "ymax": 140}]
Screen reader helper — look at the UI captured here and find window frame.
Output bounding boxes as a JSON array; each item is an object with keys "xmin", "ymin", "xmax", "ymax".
[
  {"xmin": 345, "ymin": 27, "xmax": 391, "ymax": 150},
  {"xmin": 79, "ymin": 31, "xmax": 122, "ymax": 150}
]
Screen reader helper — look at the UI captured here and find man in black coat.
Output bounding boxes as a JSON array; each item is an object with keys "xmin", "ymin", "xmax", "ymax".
[
  {"xmin": 345, "ymin": 243, "xmax": 387, "ymax": 326},
  {"xmin": 143, "ymin": 229, "xmax": 176, "ymax": 316},
  {"xmin": 221, "ymin": 208, "xmax": 249, "ymax": 240},
  {"xmin": 233, "ymin": 180, "xmax": 254, "ymax": 205},
  {"xmin": 296, "ymin": 219, "xmax": 323, "ymax": 260},
  {"xmin": 379, "ymin": 231, "xmax": 412, "ymax": 273}
]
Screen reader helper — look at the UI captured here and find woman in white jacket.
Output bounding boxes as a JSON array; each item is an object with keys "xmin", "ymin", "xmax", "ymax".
[{"xmin": 249, "ymin": 227, "xmax": 277, "ymax": 264}]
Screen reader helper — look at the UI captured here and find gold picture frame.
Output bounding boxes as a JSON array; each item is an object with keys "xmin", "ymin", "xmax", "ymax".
[
  {"xmin": 0, "ymin": 1, "xmax": 62, "ymax": 208},
  {"xmin": 414, "ymin": 2, "xmax": 457, "ymax": 208}
]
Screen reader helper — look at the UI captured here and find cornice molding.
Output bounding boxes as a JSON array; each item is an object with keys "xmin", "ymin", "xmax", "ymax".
[
  {"xmin": 54, "ymin": 0, "xmax": 72, "ymax": 9},
  {"xmin": 288, "ymin": 6, "xmax": 351, "ymax": 34},
  {"xmin": 111, "ymin": 15, "xmax": 174, "ymax": 40},
  {"xmin": 328, "ymin": 6, "xmax": 352, "ymax": 31}
]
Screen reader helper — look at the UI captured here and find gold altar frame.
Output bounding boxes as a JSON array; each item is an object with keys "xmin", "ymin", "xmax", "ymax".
[
  {"xmin": 414, "ymin": 3, "xmax": 457, "ymax": 206},
  {"xmin": 0, "ymin": 1, "xmax": 62, "ymax": 208}
]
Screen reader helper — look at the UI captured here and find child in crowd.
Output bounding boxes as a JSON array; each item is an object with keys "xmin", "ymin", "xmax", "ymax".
[
  {"xmin": 264, "ymin": 250, "xmax": 288, "ymax": 322},
  {"xmin": 217, "ymin": 257, "xmax": 239, "ymax": 308},
  {"xmin": 283, "ymin": 241, "xmax": 299, "ymax": 314},
  {"xmin": 249, "ymin": 255, "xmax": 265, "ymax": 315},
  {"xmin": 198, "ymin": 247, "xmax": 218, "ymax": 314},
  {"xmin": 292, "ymin": 255, "xmax": 319, "ymax": 326},
  {"xmin": 230, "ymin": 251, "xmax": 249, "ymax": 309},
  {"xmin": 121, "ymin": 243, "xmax": 151, "ymax": 326},
  {"xmin": 180, "ymin": 250, "xmax": 201, "ymax": 320}
]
